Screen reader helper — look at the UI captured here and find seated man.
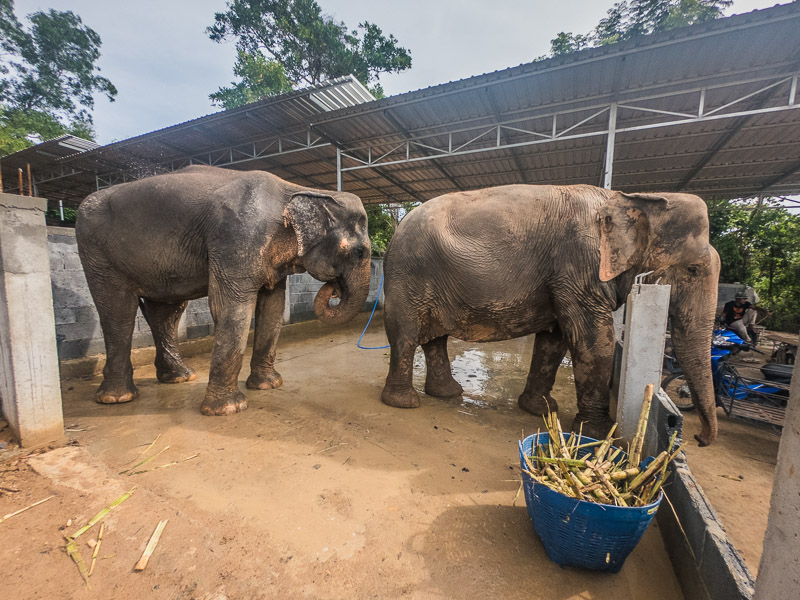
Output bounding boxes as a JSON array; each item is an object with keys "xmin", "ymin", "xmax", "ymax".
[{"xmin": 720, "ymin": 292, "xmax": 758, "ymax": 343}]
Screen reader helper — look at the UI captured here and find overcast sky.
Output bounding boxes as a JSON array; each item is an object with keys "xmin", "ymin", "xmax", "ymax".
[{"xmin": 13, "ymin": 0, "xmax": 786, "ymax": 144}]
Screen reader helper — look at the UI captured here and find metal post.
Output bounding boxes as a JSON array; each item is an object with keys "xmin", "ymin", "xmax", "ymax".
[
  {"xmin": 58, "ymin": 200, "xmax": 64, "ymax": 221},
  {"xmin": 790, "ymin": 75, "xmax": 797, "ymax": 106},
  {"xmin": 603, "ymin": 103, "xmax": 618, "ymax": 189},
  {"xmin": 336, "ymin": 147, "xmax": 342, "ymax": 192}
]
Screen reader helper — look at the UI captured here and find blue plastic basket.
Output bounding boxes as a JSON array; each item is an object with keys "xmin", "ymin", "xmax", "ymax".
[{"xmin": 518, "ymin": 433, "xmax": 662, "ymax": 573}]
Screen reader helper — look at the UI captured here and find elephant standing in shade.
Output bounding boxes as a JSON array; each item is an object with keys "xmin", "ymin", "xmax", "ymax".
[
  {"xmin": 380, "ymin": 184, "xmax": 721, "ymax": 446},
  {"xmin": 76, "ymin": 165, "xmax": 371, "ymax": 415}
]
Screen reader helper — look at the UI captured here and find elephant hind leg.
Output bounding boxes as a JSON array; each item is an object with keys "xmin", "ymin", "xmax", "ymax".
[
  {"xmin": 140, "ymin": 299, "xmax": 195, "ymax": 384},
  {"xmin": 422, "ymin": 336, "xmax": 463, "ymax": 398},
  {"xmin": 518, "ymin": 327, "xmax": 567, "ymax": 416},
  {"xmin": 84, "ymin": 269, "xmax": 140, "ymax": 404}
]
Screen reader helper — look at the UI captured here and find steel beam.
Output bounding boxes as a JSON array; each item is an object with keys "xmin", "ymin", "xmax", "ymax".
[{"xmin": 604, "ymin": 103, "xmax": 618, "ymax": 189}]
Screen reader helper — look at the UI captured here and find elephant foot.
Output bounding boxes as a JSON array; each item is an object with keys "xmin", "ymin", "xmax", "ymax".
[
  {"xmin": 96, "ymin": 381, "xmax": 139, "ymax": 405},
  {"xmin": 156, "ymin": 365, "xmax": 196, "ymax": 384},
  {"xmin": 424, "ymin": 376, "xmax": 463, "ymax": 398},
  {"xmin": 201, "ymin": 387, "xmax": 248, "ymax": 416},
  {"xmin": 518, "ymin": 392, "xmax": 559, "ymax": 416},
  {"xmin": 570, "ymin": 412, "xmax": 615, "ymax": 441},
  {"xmin": 381, "ymin": 385, "xmax": 421, "ymax": 409},
  {"xmin": 246, "ymin": 369, "xmax": 283, "ymax": 390},
  {"xmin": 694, "ymin": 425, "xmax": 717, "ymax": 447}
]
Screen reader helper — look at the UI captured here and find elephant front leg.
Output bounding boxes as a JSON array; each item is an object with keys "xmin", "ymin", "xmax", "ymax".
[
  {"xmin": 422, "ymin": 336, "xmax": 463, "ymax": 397},
  {"xmin": 202, "ymin": 286, "xmax": 256, "ymax": 416},
  {"xmin": 518, "ymin": 327, "xmax": 567, "ymax": 416},
  {"xmin": 246, "ymin": 281, "xmax": 286, "ymax": 390},
  {"xmin": 560, "ymin": 314, "xmax": 616, "ymax": 439},
  {"xmin": 140, "ymin": 299, "xmax": 196, "ymax": 384}
]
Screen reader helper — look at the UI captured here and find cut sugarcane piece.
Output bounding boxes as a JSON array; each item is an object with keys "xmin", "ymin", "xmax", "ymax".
[{"xmin": 134, "ymin": 519, "xmax": 168, "ymax": 572}]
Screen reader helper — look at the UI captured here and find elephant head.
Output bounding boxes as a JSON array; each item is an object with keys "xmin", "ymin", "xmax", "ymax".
[
  {"xmin": 284, "ymin": 190, "xmax": 371, "ymax": 325},
  {"xmin": 598, "ymin": 191, "xmax": 721, "ymax": 446}
]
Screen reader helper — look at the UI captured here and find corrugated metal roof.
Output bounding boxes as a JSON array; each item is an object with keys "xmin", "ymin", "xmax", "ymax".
[{"xmin": 2, "ymin": 4, "xmax": 799, "ymax": 208}]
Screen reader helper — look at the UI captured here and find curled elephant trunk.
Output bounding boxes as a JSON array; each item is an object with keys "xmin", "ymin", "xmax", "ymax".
[{"xmin": 314, "ymin": 259, "xmax": 371, "ymax": 325}]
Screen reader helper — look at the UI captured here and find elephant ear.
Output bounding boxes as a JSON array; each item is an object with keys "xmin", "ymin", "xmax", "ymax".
[
  {"xmin": 283, "ymin": 191, "xmax": 341, "ymax": 256},
  {"xmin": 597, "ymin": 192, "xmax": 668, "ymax": 282}
]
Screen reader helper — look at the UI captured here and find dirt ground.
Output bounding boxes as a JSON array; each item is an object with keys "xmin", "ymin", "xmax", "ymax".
[{"xmin": 3, "ymin": 312, "xmax": 770, "ymax": 600}]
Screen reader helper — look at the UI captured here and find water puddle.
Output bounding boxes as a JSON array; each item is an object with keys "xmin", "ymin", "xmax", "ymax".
[{"xmin": 411, "ymin": 335, "xmax": 576, "ymax": 413}]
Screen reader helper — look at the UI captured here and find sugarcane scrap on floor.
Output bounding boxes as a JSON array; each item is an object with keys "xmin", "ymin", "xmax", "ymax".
[{"xmin": 523, "ymin": 384, "xmax": 685, "ymax": 507}]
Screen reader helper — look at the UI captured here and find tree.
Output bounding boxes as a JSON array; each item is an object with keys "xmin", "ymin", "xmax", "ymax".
[
  {"xmin": 210, "ymin": 50, "xmax": 293, "ymax": 108},
  {"xmin": 0, "ymin": 1, "xmax": 116, "ymax": 154},
  {"xmin": 708, "ymin": 198, "xmax": 800, "ymax": 333},
  {"xmin": 207, "ymin": 0, "xmax": 411, "ymax": 107},
  {"xmin": 365, "ymin": 202, "xmax": 417, "ymax": 256},
  {"xmin": 550, "ymin": 0, "xmax": 732, "ymax": 56}
]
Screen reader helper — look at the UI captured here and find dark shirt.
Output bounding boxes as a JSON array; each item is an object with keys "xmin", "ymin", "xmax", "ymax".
[{"xmin": 723, "ymin": 300, "xmax": 752, "ymax": 325}]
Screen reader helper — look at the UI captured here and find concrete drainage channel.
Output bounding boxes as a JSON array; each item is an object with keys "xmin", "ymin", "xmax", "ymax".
[{"xmin": 650, "ymin": 391, "xmax": 754, "ymax": 600}]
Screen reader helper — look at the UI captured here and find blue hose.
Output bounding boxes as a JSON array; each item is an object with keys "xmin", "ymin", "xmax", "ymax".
[{"xmin": 357, "ymin": 274, "xmax": 390, "ymax": 349}]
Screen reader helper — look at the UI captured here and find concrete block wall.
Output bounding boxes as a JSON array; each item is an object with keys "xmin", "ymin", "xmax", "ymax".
[
  {"xmin": 46, "ymin": 226, "xmax": 384, "ymax": 361},
  {"xmin": 287, "ymin": 258, "xmax": 384, "ymax": 323}
]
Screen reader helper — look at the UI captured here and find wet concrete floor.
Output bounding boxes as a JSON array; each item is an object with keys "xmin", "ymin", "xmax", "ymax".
[{"xmin": 2, "ymin": 313, "xmax": 686, "ymax": 599}]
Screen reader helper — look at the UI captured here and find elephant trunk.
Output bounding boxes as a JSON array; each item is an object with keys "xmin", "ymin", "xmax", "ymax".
[
  {"xmin": 670, "ymin": 321, "xmax": 717, "ymax": 446},
  {"xmin": 314, "ymin": 258, "xmax": 371, "ymax": 325},
  {"xmin": 668, "ymin": 260, "xmax": 720, "ymax": 446}
]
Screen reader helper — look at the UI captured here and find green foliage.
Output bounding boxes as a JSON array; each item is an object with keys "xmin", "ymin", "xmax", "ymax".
[
  {"xmin": 365, "ymin": 202, "xmax": 417, "ymax": 256},
  {"xmin": 210, "ymin": 50, "xmax": 294, "ymax": 109},
  {"xmin": 550, "ymin": 0, "xmax": 732, "ymax": 55},
  {"xmin": 0, "ymin": 1, "xmax": 112, "ymax": 155},
  {"xmin": 709, "ymin": 198, "xmax": 800, "ymax": 333},
  {"xmin": 45, "ymin": 205, "xmax": 77, "ymax": 223},
  {"xmin": 207, "ymin": 0, "xmax": 411, "ymax": 101},
  {"xmin": 0, "ymin": 106, "xmax": 94, "ymax": 155}
]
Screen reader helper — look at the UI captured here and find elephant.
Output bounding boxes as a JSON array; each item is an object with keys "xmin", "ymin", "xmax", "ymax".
[
  {"xmin": 380, "ymin": 184, "xmax": 721, "ymax": 446},
  {"xmin": 76, "ymin": 165, "xmax": 371, "ymax": 416}
]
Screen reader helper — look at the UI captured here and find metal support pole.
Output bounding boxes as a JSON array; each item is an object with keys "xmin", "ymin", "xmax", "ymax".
[
  {"xmin": 790, "ymin": 75, "xmax": 797, "ymax": 106},
  {"xmin": 336, "ymin": 147, "xmax": 342, "ymax": 192},
  {"xmin": 603, "ymin": 103, "xmax": 618, "ymax": 189},
  {"xmin": 58, "ymin": 200, "xmax": 64, "ymax": 221}
]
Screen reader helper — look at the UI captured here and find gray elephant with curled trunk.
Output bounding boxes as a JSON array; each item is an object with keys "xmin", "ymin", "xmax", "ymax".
[
  {"xmin": 381, "ymin": 184, "xmax": 721, "ymax": 446},
  {"xmin": 76, "ymin": 165, "xmax": 371, "ymax": 416}
]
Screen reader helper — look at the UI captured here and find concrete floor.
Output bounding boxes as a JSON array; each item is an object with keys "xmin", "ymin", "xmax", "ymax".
[{"xmin": 1, "ymin": 314, "xmax": 689, "ymax": 599}]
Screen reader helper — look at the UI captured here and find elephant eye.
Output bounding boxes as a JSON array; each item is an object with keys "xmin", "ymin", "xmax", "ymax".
[{"xmin": 687, "ymin": 265, "xmax": 699, "ymax": 276}]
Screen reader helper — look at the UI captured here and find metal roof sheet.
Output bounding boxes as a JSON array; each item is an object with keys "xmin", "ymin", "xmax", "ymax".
[{"xmin": 2, "ymin": 4, "xmax": 799, "ymax": 208}]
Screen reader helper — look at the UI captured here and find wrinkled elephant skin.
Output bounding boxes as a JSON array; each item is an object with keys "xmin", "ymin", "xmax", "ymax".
[
  {"xmin": 381, "ymin": 185, "xmax": 720, "ymax": 446},
  {"xmin": 76, "ymin": 165, "xmax": 371, "ymax": 416}
]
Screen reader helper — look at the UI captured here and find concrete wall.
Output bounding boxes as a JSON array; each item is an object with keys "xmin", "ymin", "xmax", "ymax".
[{"xmin": 47, "ymin": 226, "xmax": 384, "ymax": 361}]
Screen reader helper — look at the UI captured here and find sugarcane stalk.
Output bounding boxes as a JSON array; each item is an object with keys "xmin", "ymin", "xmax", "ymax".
[
  {"xmin": 609, "ymin": 467, "xmax": 640, "ymax": 481},
  {"xmin": 593, "ymin": 423, "xmax": 618, "ymax": 463},
  {"xmin": 71, "ymin": 487, "xmax": 136, "ymax": 540},
  {"xmin": 88, "ymin": 522, "xmax": 104, "ymax": 577},
  {"xmin": 572, "ymin": 466, "xmax": 611, "ymax": 502},
  {"xmin": 134, "ymin": 519, "xmax": 168, "ymax": 571},
  {"xmin": 631, "ymin": 384, "xmax": 654, "ymax": 466},
  {"xmin": 120, "ymin": 446, "xmax": 170, "ymax": 475},
  {"xmin": 65, "ymin": 535, "xmax": 91, "ymax": 588},
  {"xmin": 529, "ymin": 456, "xmax": 587, "ymax": 468},
  {"xmin": 628, "ymin": 451, "xmax": 668, "ymax": 492},
  {"xmin": 0, "ymin": 495, "xmax": 54, "ymax": 524}
]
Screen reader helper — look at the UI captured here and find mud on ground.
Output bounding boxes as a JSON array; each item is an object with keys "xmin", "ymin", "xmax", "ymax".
[{"xmin": 3, "ymin": 315, "xmax": 692, "ymax": 599}]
